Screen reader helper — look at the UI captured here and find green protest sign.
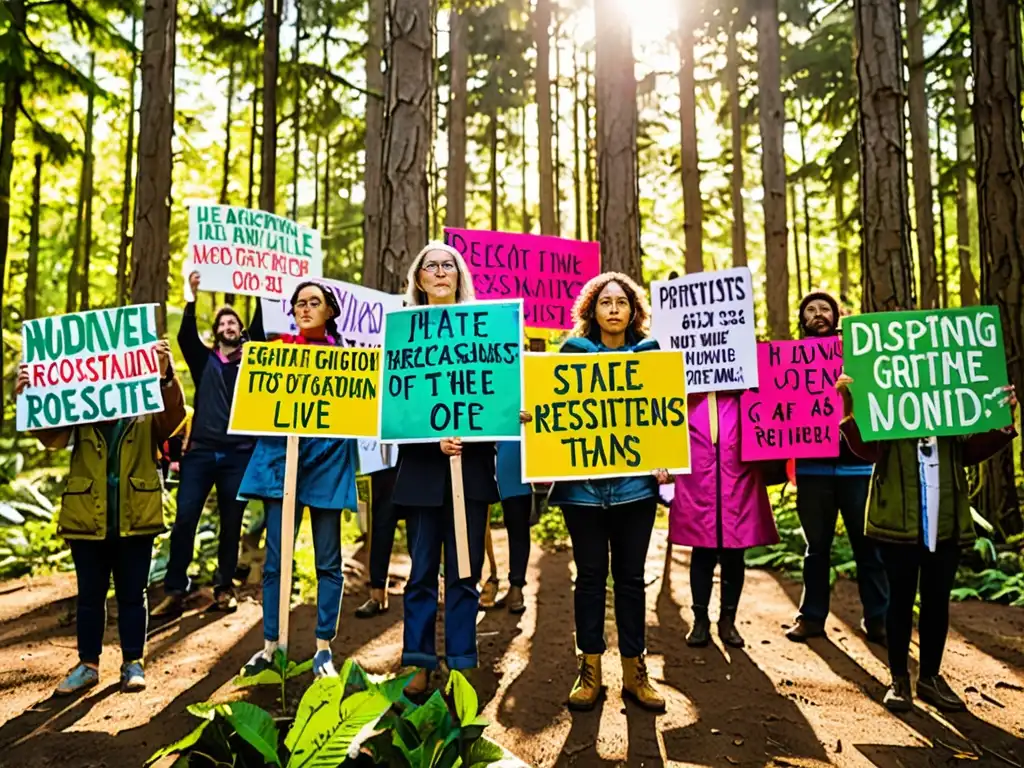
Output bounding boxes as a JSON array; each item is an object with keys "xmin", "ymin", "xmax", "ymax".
[
  {"xmin": 379, "ymin": 300, "xmax": 524, "ymax": 442},
  {"xmin": 842, "ymin": 306, "xmax": 1012, "ymax": 440}
]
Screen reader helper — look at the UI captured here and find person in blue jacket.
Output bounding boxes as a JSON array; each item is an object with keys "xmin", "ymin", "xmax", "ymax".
[
  {"xmin": 495, "ymin": 440, "xmax": 533, "ymax": 614},
  {"xmin": 238, "ymin": 281, "xmax": 360, "ymax": 680},
  {"xmin": 550, "ymin": 272, "xmax": 669, "ymax": 714}
]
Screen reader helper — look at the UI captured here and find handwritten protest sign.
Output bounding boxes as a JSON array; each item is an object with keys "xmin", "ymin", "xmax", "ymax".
[
  {"xmin": 522, "ymin": 351, "xmax": 690, "ymax": 482},
  {"xmin": 17, "ymin": 305, "xmax": 164, "ymax": 431},
  {"xmin": 740, "ymin": 338, "xmax": 843, "ymax": 461},
  {"xmin": 444, "ymin": 228, "xmax": 600, "ymax": 330},
  {"xmin": 379, "ymin": 300, "xmax": 524, "ymax": 442},
  {"xmin": 843, "ymin": 306, "xmax": 1012, "ymax": 440},
  {"xmin": 650, "ymin": 267, "xmax": 757, "ymax": 393},
  {"xmin": 228, "ymin": 342, "xmax": 379, "ymax": 439},
  {"xmin": 184, "ymin": 203, "xmax": 322, "ymax": 300}
]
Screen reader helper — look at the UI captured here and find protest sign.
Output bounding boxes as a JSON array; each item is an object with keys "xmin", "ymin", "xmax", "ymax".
[
  {"xmin": 740, "ymin": 337, "xmax": 843, "ymax": 461},
  {"xmin": 379, "ymin": 300, "xmax": 524, "ymax": 442},
  {"xmin": 228, "ymin": 342, "xmax": 379, "ymax": 439},
  {"xmin": 650, "ymin": 267, "xmax": 757, "ymax": 393},
  {"xmin": 522, "ymin": 350, "xmax": 690, "ymax": 482},
  {"xmin": 444, "ymin": 228, "xmax": 600, "ymax": 330},
  {"xmin": 843, "ymin": 306, "xmax": 1012, "ymax": 440},
  {"xmin": 184, "ymin": 203, "xmax": 322, "ymax": 300},
  {"xmin": 17, "ymin": 305, "xmax": 164, "ymax": 431}
]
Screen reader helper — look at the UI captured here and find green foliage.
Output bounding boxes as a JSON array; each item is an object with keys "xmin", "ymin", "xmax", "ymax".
[{"xmin": 530, "ymin": 503, "xmax": 569, "ymax": 551}]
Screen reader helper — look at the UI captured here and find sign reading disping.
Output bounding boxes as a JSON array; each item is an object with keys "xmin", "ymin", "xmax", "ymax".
[
  {"xmin": 650, "ymin": 267, "xmax": 757, "ymax": 393},
  {"xmin": 228, "ymin": 342, "xmax": 379, "ymax": 439},
  {"xmin": 184, "ymin": 203, "xmax": 323, "ymax": 300},
  {"xmin": 843, "ymin": 306, "xmax": 1012, "ymax": 440},
  {"xmin": 17, "ymin": 305, "xmax": 164, "ymax": 431},
  {"xmin": 379, "ymin": 300, "xmax": 524, "ymax": 442},
  {"xmin": 740, "ymin": 337, "xmax": 843, "ymax": 461},
  {"xmin": 444, "ymin": 228, "xmax": 600, "ymax": 330},
  {"xmin": 522, "ymin": 351, "xmax": 690, "ymax": 482}
]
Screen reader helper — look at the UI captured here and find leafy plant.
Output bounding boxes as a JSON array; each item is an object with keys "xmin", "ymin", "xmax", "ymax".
[{"xmin": 232, "ymin": 649, "xmax": 315, "ymax": 711}]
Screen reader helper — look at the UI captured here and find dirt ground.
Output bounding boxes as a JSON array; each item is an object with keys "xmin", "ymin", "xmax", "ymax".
[{"xmin": 0, "ymin": 529, "xmax": 1022, "ymax": 768}]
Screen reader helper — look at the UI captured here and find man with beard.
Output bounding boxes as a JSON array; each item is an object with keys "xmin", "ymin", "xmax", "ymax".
[
  {"xmin": 785, "ymin": 291, "xmax": 890, "ymax": 645},
  {"xmin": 152, "ymin": 272, "xmax": 261, "ymax": 615}
]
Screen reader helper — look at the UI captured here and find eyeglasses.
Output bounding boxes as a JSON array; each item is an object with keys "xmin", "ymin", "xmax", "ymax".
[
  {"xmin": 421, "ymin": 261, "xmax": 458, "ymax": 275},
  {"xmin": 294, "ymin": 299, "xmax": 323, "ymax": 310}
]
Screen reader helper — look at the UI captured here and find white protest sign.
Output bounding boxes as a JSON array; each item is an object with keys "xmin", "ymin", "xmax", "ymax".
[{"xmin": 650, "ymin": 267, "xmax": 758, "ymax": 394}]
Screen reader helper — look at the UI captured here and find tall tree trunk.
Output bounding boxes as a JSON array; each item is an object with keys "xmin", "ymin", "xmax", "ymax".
[
  {"xmin": 0, "ymin": 0, "xmax": 23, "ymax": 372},
  {"xmin": 535, "ymin": 0, "xmax": 555, "ymax": 235},
  {"xmin": 247, "ymin": 75, "xmax": 258, "ymax": 210},
  {"xmin": 521, "ymin": 107, "xmax": 530, "ymax": 232},
  {"xmin": 594, "ymin": 0, "xmax": 641, "ymax": 279},
  {"xmin": 445, "ymin": 2, "xmax": 468, "ymax": 227},
  {"xmin": 936, "ymin": 105, "xmax": 948, "ymax": 308},
  {"xmin": 116, "ymin": 12, "xmax": 138, "ymax": 307},
  {"xmin": 553, "ymin": 14, "xmax": 562, "ymax": 236},
  {"xmin": 970, "ymin": 0, "xmax": 1024, "ymax": 537},
  {"xmin": 679, "ymin": 6, "xmax": 703, "ymax": 272},
  {"xmin": 323, "ymin": 135, "xmax": 331, "ymax": 243},
  {"xmin": 583, "ymin": 50, "xmax": 595, "ymax": 241},
  {"xmin": 727, "ymin": 15, "xmax": 746, "ymax": 267},
  {"xmin": 954, "ymin": 65, "xmax": 978, "ymax": 306},
  {"xmin": 797, "ymin": 98, "xmax": 812, "ymax": 289},
  {"xmin": 25, "ymin": 152, "xmax": 41, "ymax": 321},
  {"xmin": 835, "ymin": 177, "xmax": 850, "ymax": 301},
  {"xmin": 363, "ymin": 0, "xmax": 385, "ymax": 286},
  {"xmin": 291, "ymin": 0, "xmax": 302, "ymax": 221},
  {"xmin": 489, "ymin": 108, "xmax": 499, "ymax": 230},
  {"xmin": 758, "ymin": 0, "xmax": 789, "ymax": 338},
  {"xmin": 67, "ymin": 133, "xmax": 88, "ymax": 313},
  {"xmin": 573, "ymin": 43, "xmax": 583, "ymax": 242},
  {"xmin": 260, "ymin": 0, "xmax": 282, "ymax": 214},
  {"xmin": 221, "ymin": 59, "xmax": 236, "ymax": 205},
  {"xmin": 80, "ymin": 53, "xmax": 97, "ymax": 311},
  {"xmin": 790, "ymin": 183, "xmax": 803, "ymax": 297},
  {"xmin": 376, "ymin": 0, "xmax": 431, "ymax": 292},
  {"xmin": 907, "ymin": 0, "xmax": 938, "ymax": 308}
]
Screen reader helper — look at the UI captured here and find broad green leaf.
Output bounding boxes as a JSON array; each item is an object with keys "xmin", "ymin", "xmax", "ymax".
[
  {"xmin": 445, "ymin": 671, "xmax": 478, "ymax": 725},
  {"xmin": 185, "ymin": 701, "xmax": 219, "ymax": 720},
  {"xmin": 286, "ymin": 659, "xmax": 314, "ymax": 678},
  {"xmin": 466, "ymin": 737, "xmax": 506, "ymax": 766},
  {"xmin": 219, "ymin": 702, "xmax": 282, "ymax": 767},
  {"xmin": 0, "ymin": 502, "xmax": 26, "ymax": 525},
  {"xmin": 233, "ymin": 668, "xmax": 285, "ymax": 687},
  {"xmin": 407, "ymin": 691, "xmax": 450, "ymax": 741},
  {"xmin": 376, "ymin": 670, "xmax": 416, "ymax": 704},
  {"xmin": 284, "ymin": 677, "xmax": 344, "ymax": 754},
  {"xmin": 286, "ymin": 689, "xmax": 391, "ymax": 768},
  {"xmin": 144, "ymin": 721, "xmax": 211, "ymax": 765}
]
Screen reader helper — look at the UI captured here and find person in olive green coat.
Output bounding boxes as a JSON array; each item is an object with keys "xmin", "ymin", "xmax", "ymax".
[
  {"xmin": 838, "ymin": 375, "xmax": 1016, "ymax": 714},
  {"xmin": 16, "ymin": 341, "xmax": 186, "ymax": 696}
]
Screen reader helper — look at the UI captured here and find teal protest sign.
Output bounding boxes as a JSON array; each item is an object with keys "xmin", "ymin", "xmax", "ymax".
[
  {"xmin": 379, "ymin": 300, "xmax": 524, "ymax": 442},
  {"xmin": 842, "ymin": 306, "xmax": 1012, "ymax": 440}
]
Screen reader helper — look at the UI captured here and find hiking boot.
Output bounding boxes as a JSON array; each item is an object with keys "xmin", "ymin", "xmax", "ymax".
[
  {"xmin": 211, "ymin": 589, "xmax": 238, "ymax": 613},
  {"xmin": 883, "ymin": 675, "xmax": 913, "ymax": 713},
  {"xmin": 313, "ymin": 649, "xmax": 337, "ymax": 679},
  {"xmin": 355, "ymin": 597, "xmax": 388, "ymax": 619},
  {"xmin": 917, "ymin": 675, "xmax": 966, "ymax": 712},
  {"xmin": 686, "ymin": 609, "xmax": 711, "ymax": 647},
  {"xmin": 150, "ymin": 593, "xmax": 184, "ymax": 618},
  {"xmin": 567, "ymin": 653, "xmax": 603, "ymax": 712},
  {"xmin": 241, "ymin": 650, "xmax": 274, "ymax": 678},
  {"xmin": 786, "ymin": 617, "xmax": 826, "ymax": 642},
  {"xmin": 506, "ymin": 586, "xmax": 526, "ymax": 615},
  {"xmin": 479, "ymin": 577, "xmax": 500, "ymax": 610},
  {"xmin": 121, "ymin": 660, "xmax": 146, "ymax": 692},
  {"xmin": 404, "ymin": 668, "xmax": 429, "ymax": 697},
  {"xmin": 55, "ymin": 663, "xmax": 99, "ymax": 696},
  {"xmin": 861, "ymin": 617, "xmax": 888, "ymax": 647},
  {"xmin": 621, "ymin": 654, "xmax": 666, "ymax": 713},
  {"xmin": 718, "ymin": 613, "xmax": 746, "ymax": 649}
]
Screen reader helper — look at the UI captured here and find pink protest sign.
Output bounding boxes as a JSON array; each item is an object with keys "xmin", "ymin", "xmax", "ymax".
[
  {"xmin": 444, "ymin": 228, "xmax": 601, "ymax": 330},
  {"xmin": 740, "ymin": 337, "xmax": 844, "ymax": 461}
]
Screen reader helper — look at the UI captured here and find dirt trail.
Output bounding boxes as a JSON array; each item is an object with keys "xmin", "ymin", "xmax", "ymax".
[{"xmin": 0, "ymin": 530, "xmax": 1022, "ymax": 767}]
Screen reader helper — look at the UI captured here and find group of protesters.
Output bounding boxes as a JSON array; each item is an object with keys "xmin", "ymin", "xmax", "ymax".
[{"xmin": 15, "ymin": 242, "xmax": 1017, "ymax": 717}]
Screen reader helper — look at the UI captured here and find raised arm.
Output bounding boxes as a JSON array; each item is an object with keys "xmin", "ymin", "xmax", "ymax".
[{"xmin": 178, "ymin": 272, "xmax": 210, "ymax": 383}]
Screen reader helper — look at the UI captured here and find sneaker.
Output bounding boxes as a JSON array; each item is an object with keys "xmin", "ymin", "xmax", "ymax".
[
  {"xmin": 211, "ymin": 589, "xmax": 238, "ymax": 613},
  {"xmin": 917, "ymin": 675, "xmax": 966, "ymax": 712},
  {"xmin": 121, "ymin": 660, "xmax": 146, "ymax": 692},
  {"xmin": 150, "ymin": 593, "xmax": 184, "ymax": 618},
  {"xmin": 55, "ymin": 663, "xmax": 99, "ymax": 696},
  {"xmin": 883, "ymin": 675, "xmax": 913, "ymax": 713},
  {"xmin": 479, "ymin": 577, "xmax": 500, "ymax": 610},
  {"xmin": 241, "ymin": 650, "xmax": 274, "ymax": 678},
  {"xmin": 313, "ymin": 649, "xmax": 338, "ymax": 679},
  {"xmin": 861, "ymin": 617, "xmax": 888, "ymax": 647},
  {"xmin": 786, "ymin": 617, "xmax": 826, "ymax": 642}
]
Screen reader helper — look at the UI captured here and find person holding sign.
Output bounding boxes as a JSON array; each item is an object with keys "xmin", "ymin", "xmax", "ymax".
[
  {"xmin": 549, "ymin": 272, "xmax": 668, "ymax": 714},
  {"xmin": 16, "ymin": 341, "xmax": 186, "ymax": 695},
  {"xmin": 237, "ymin": 281, "xmax": 359, "ymax": 680},
  {"xmin": 838, "ymin": 375, "xmax": 1017, "ymax": 713}
]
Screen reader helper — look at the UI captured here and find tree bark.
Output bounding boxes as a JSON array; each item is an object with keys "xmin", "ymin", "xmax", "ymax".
[
  {"xmin": 220, "ymin": 58, "xmax": 236, "ymax": 206},
  {"xmin": 954, "ymin": 65, "xmax": 978, "ymax": 306},
  {"xmin": 291, "ymin": 0, "xmax": 302, "ymax": 221},
  {"xmin": 117, "ymin": 12, "xmax": 138, "ymax": 307},
  {"xmin": 521, "ymin": 107, "xmax": 530, "ymax": 232},
  {"xmin": 260, "ymin": 0, "xmax": 281, "ymax": 214},
  {"xmin": 790, "ymin": 183, "xmax": 803, "ymax": 298},
  {"xmin": 935, "ymin": 105, "xmax": 948, "ymax": 308},
  {"xmin": 583, "ymin": 50, "xmax": 595, "ymax": 242},
  {"xmin": 553, "ymin": 14, "xmax": 562, "ymax": 236},
  {"xmin": 247, "ymin": 71, "xmax": 258, "ymax": 210},
  {"xmin": 80, "ymin": 53, "xmax": 97, "ymax": 311},
  {"xmin": 0, "ymin": 0, "xmax": 23, "ymax": 363},
  {"xmin": 489, "ymin": 108, "xmax": 499, "ymax": 230},
  {"xmin": 362, "ymin": 0, "xmax": 385, "ymax": 286},
  {"xmin": 535, "ymin": 0, "xmax": 555, "ymax": 235},
  {"xmin": 573, "ymin": 43, "xmax": 583, "ymax": 242},
  {"xmin": 445, "ymin": 2, "xmax": 468, "ymax": 228},
  {"xmin": 727, "ymin": 15, "xmax": 746, "ymax": 268},
  {"xmin": 679, "ymin": 5, "xmax": 702, "ymax": 272},
  {"xmin": 907, "ymin": 0, "xmax": 938, "ymax": 309},
  {"xmin": 797, "ymin": 98, "xmax": 812, "ymax": 289},
  {"xmin": 67, "ymin": 132, "xmax": 88, "ymax": 313},
  {"xmin": 25, "ymin": 152, "xmax": 41, "ymax": 321},
  {"xmin": 835, "ymin": 177, "xmax": 850, "ymax": 301}
]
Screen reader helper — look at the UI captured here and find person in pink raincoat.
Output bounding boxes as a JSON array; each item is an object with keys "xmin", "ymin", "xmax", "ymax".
[{"xmin": 670, "ymin": 391, "xmax": 779, "ymax": 648}]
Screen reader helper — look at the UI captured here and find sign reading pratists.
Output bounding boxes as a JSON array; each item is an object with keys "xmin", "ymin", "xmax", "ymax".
[
  {"xmin": 444, "ymin": 228, "xmax": 601, "ymax": 330},
  {"xmin": 17, "ymin": 305, "xmax": 164, "ymax": 431},
  {"xmin": 650, "ymin": 267, "xmax": 757, "ymax": 393},
  {"xmin": 740, "ymin": 338, "xmax": 843, "ymax": 461},
  {"xmin": 228, "ymin": 342, "xmax": 380, "ymax": 439},
  {"xmin": 261, "ymin": 278, "xmax": 403, "ymax": 346},
  {"xmin": 184, "ymin": 203, "xmax": 323, "ymax": 300},
  {"xmin": 522, "ymin": 351, "xmax": 690, "ymax": 482},
  {"xmin": 843, "ymin": 307, "xmax": 1012, "ymax": 440}
]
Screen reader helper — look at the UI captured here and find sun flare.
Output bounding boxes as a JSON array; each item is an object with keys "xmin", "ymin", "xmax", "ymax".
[{"xmin": 614, "ymin": 0, "xmax": 680, "ymax": 45}]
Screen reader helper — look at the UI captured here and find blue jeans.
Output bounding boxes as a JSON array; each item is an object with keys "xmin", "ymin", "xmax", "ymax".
[
  {"xmin": 165, "ymin": 447, "xmax": 250, "ymax": 595},
  {"xmin": 796, "ymin": 474, "xmax": 889, "ymax": 623},
  {"xmin": 262, "ymin": 501, "xmax": 343, "ymax": 642},
  {"xmin": 401, "ymin": 498, "xmax": 488, "ymax": 670}
]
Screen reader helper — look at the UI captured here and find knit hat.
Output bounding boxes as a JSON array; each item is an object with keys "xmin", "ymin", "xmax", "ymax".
[{"xmin": 798, "ymin": 290, "xmax": 840, "ymax": 337}]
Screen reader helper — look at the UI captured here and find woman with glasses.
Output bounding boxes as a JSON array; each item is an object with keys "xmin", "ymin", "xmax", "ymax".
[{"xmin": 238, "ymin": 281, "xmax": 360, "ymax": 680}]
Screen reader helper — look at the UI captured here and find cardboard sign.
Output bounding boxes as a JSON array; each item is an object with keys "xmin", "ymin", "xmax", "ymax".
[
  {"xmin": 650, "ymin": 267, "xmax": 758, "ymax": 393},
  {"xmin": 17, "ymin": 305, "xmax": 164, "ymax": 431},
  {"xmin": 444, "ymin": 228, "xmax": 601, "ymax": 330},
  {"xmin": 228, "ymin": 342, "xmax": 379, "ymax": 439},
  {"xmin": 184, "ymin": 203, "xmax": 322, "ymax": 300},
  {"xmin": 379, "ymin": 300, "xmax": 524, "ymax": 442},
  {"xmin": 740, "ymin": 337, "xmax": 844, "ymax": 461},
  {"xmin": 522, "ymin": 350, "xmax": 690, "ymax": 482},
  {"xmin": 843, "ymin": 306, "xmax": 1012, "ymax": 440}
]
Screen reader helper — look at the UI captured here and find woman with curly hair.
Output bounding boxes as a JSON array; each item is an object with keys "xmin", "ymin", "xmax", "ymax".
[{"xmin": 550, "ymin": 272, "xmax": 669, "ymax": 714}]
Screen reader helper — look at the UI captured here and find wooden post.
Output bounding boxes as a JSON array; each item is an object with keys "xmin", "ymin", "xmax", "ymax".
[
  {"xmin": 277, "ymin": 434, "xmax": 300, "ymax": 654},
  {"xmin": 449, "ymin": 454, "xmax": 472, "ymax": 579}
]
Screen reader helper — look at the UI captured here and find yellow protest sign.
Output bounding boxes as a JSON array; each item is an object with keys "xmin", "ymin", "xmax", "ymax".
[
  {"xmin": 228, "ymin": 342, "xmax": 380, "ymax": 438},
  {"xmin": 522, "ymin": 350, "xmax": 690, "ymax": 482}
]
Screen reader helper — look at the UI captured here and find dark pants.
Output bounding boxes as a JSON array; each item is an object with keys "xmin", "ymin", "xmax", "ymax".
[
  {"xmin": 880, "ymin": 540, "xmax": 960, "ymax": 677},
  {"xmin": 562, "ymin": 498, "xmax": 657, "ymax": 658},
  {"xmin": 165, "ymin": 447, "xmax": 250, "ymax": 595},
  {"xmin": 690, "ymin": 547, "xmax": 746, "ymax": 614},
  {"xmin": 796, "ymin": 474, "xmax": 889, "ymax": 623},
  {"xmin": 368, "ymin": 468, "xmax": 399, "ymax": 590},
  {"xmin": 69, "ymin": 535, "xmax": 155, "ymax": 664},
  {"xmin": 502, "ymin": 494, "xmax": 532, "ymax": 588}
]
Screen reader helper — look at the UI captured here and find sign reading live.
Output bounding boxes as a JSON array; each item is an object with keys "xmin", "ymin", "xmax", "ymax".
[
  {"xmin": 17, "ymin": 305, "xmax": 164, "ymax": 431},
  {"xmin": 443, "ymin": 228, "xmax": 600, "ymax": 330},
  {"xmin": 184, "ymin": 203, "xmax": 323, "ymax": 300},
  {"xmin": 843, "ymin": 306, "xmax": 1012, "ymax": 440},
  {"xmin": 379, "ymin": 300, "xmax": 524, "ymax": 442},
  {"xmin": 522, "ymin": 351, "xmax": 690, "ymax": 482},
  {"xmin": 228, "ymin": 342, "xmax": 379, "ymax": 439},
  {"xmin": 740, "ymin": 337, "xmax": 843, "ymax": 461},
  {"xmin": 650, "ymin": 267, "xmax": 758, "ymax": 394}
]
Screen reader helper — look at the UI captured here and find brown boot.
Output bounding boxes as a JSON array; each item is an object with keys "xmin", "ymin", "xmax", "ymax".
[
  {"xmin": 479, "ymin": 577, "xmax": 500, "ymax": 610},
  {"xmin": 505, "ymin": 585, "xmax": 526, "ymax": 615},
  {"xmin": 567, "ymin": 653, "xmax": 603, "ymax": 711},
  {"xmin": 786, "ymin": 617, "xmax": 825, "ymax": 642},
  {"xmin": 621, "ymin": 654, "xmax": 666, "ymax": 713}
]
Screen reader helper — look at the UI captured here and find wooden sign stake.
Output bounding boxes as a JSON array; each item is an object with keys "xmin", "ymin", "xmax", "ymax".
[
  {"xmin": 277, "ymin": 434, "xmax": 300, "ymax": 654},
  {"xmin": 449, "ymin": 454, "xmax": 472, "ymax": 580}
]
